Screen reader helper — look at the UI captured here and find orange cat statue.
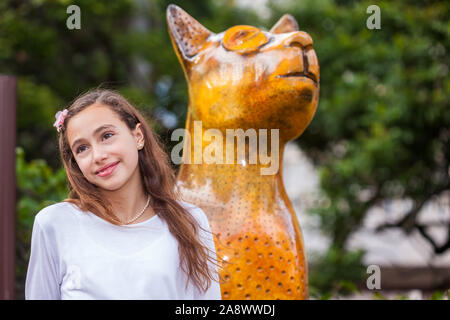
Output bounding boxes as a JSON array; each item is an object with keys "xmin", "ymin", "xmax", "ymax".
[{"xmin": 167, "ymin": 4, "xmax": 319, "ymax": 300}]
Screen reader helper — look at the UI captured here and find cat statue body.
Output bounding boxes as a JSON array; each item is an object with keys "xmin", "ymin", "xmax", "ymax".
[{"xmin": 167, "ymin": 4, "xmax": 319, "ymax": 300}]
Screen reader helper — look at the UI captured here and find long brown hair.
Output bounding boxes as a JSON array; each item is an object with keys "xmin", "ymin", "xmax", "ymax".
[{"xmin": 57, "ymin": 88, "xmax": 220, "ymax": 293}]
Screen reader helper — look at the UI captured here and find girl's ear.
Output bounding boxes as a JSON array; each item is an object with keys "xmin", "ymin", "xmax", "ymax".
[{"xmin": 133, "ymin": 123, "xmax": 145, "ymax": 149}]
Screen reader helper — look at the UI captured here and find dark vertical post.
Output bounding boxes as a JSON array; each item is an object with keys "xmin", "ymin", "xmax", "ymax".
[{"xmin": 0, "ymin": 75, "xmax": 17, "ymax": 300}]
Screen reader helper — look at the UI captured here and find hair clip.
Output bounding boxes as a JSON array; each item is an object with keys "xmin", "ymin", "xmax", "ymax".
[{"xmin": 53, "ymin": 109, "xmax": 68, "ymax": 132}]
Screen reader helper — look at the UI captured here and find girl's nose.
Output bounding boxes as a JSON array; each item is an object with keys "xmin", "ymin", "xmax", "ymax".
[{"xmin": 92, "ymin": 146, "xmax": 108, "ymax": 163}]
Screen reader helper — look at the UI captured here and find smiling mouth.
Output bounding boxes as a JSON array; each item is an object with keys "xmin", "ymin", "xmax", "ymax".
[{"xmin": 96, "ymin": 161, "xmax": 120, "ymax": 176}]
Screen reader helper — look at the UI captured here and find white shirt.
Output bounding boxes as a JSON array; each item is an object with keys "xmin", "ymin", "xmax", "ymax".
[{"xmin": 25, "ymin": 200, "xmax": 221, "ymax": 300}]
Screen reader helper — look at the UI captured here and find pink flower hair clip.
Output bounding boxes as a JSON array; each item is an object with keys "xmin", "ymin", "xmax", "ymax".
[{"xmin": 53, "ymin": 109, "xmax": 68, "ymax": 132}]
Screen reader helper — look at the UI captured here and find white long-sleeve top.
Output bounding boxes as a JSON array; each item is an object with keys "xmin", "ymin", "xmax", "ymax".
[{"xmin": 25, "ymin": 200, "xmax": 221, "ymax": 300}]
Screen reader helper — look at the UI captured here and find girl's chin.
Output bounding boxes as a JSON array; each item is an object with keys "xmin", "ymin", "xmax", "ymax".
[
  {"xmin": 92, "ymin": 178, "xmax": 124, "ymax": 192},
  {"xmin": 98, "ymin": 183, "xmax": 124, "ymax": 192}
]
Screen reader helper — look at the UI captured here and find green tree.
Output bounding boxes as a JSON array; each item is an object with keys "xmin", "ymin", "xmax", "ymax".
[{"xmin": 267, "ymin": 0, "xmax": 449, "ymax": 295}]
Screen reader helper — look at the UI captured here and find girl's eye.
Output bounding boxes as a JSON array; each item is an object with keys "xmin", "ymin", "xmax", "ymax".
[
  {"xmin": 76, "ymin": 145, "xmax": 87, "ymax": 154},
  {"xmin": 103, "ymin": 132, "xmax": 114, "ymax": 140},
  {"xmin": 76, "ymin": 132, "xmax": 114, "ymax": 154},
  {"xmin": 75, "ymin": 132, "xmax": 114, "ymax": 154}
]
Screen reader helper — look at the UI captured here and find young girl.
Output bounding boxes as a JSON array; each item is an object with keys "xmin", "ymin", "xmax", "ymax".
[{"xmin": 25, "ymin": 89, "xmax": 222, "ymax": 300}]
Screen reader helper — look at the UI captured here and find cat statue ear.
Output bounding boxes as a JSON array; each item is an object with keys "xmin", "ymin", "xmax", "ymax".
[
  {"xmin": 270, "ymin": 14, "xmax": 299, "ymax": 34},
  {"xmin": 166, "ymin": 4, "xmax": 212, "ymax": 66}
]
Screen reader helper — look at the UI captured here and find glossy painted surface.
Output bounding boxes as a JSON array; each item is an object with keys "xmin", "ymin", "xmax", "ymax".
[{"xmin": 167, "ymin": 4, "xmax": 319, "ymax": 300}]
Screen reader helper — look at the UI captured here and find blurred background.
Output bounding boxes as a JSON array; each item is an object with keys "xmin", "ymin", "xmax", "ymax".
[{"xmin": 0, "ymin": 0, "xmax": 449, "ymax": 299}]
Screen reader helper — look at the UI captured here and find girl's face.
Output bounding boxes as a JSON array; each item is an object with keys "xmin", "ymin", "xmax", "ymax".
[{"xmin": 66, "ymin": 103, "xmax": 145, "ymax": 191}]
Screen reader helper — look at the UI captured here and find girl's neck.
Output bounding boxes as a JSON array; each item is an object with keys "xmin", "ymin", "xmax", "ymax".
[{"xmin": 100, "ymin": 169, "xmax": 153, "ymax": 224}]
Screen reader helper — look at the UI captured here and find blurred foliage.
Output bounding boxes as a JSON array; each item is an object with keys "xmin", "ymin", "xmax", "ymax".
[
  {"xmin": 15, "ymin": 147, "xmax": 68, "ymax": 299},
  {"xmin": 430, "ymin": 290, "xmax": 450, "ymax": 300},
  {"xmin": 265, "ymin": 0, "xmax": 449, "ymax": 295},
  {"xmin": 308, "ymin": 246, "xmax": 366, "ymax": 298},
  {"xmin": 2, "ymin": 0, "xmax": 449, "ymax": 299},
  {"xmin": 0, "ymin": 0, "xmax": 260, "ymax": 166}
]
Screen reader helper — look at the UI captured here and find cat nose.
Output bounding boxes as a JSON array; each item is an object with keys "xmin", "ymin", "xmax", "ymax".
[{"xmin": 284, "ymin": 31, "xmax": 313, "ymax": 48}]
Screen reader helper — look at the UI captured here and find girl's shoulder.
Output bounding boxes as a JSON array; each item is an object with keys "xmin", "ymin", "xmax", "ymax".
[
  {"xmin": 177, "ymin": 200, "xmax": 210, "ymax": 228},
  {"xmin": 34, "ymin": 201, "xmax": 81, "ymax": 230}
]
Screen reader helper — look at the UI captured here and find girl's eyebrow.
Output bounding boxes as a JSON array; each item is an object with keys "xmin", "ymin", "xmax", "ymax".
[{"xmin": 71, "ymin": 124, "xmax": 117, "ymax": 150}]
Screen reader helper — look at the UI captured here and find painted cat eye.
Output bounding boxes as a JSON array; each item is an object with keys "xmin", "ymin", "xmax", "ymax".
[{"xmin": 222, "ymin": 25, "xmax": 269, "ymax": 54}]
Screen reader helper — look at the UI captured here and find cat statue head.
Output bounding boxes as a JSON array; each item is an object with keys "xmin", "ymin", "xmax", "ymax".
[{"xmin": 167, "ymin": 4, "xmax": 319, "ymax": 143}]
